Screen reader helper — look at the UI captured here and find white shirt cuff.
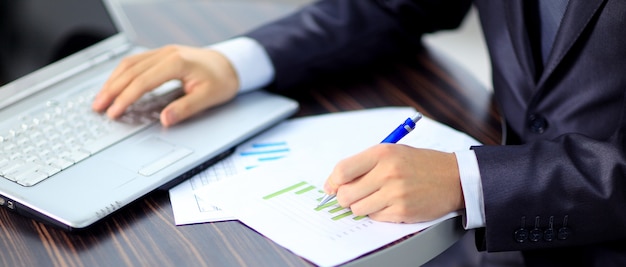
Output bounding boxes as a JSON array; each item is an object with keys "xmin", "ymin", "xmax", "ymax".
[
  {"xmin": 208, "ymin": 37, "xmax": 275, "ymax": 93},
  {"xmin": 454, "ymin": 150, "xmax": 486, "ymax": 229}
]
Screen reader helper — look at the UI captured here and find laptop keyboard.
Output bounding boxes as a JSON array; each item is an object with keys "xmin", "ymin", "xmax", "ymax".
[{"xmin": 0, "ymin": 83, "xmax": 181, "ymax": 187}]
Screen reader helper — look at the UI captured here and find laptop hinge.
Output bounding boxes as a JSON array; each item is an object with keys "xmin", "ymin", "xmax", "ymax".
[{"xmin": 90, "ymin": 42, "xmax": 132, "ymax": 66}]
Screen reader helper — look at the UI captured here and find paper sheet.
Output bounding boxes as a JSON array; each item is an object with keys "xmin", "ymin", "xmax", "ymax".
[
  {"xmin": 199, "ymin": 158, "xmax": 459, "ymax": 266},
  {"xmin": 169, "ymin": 141, "xmax": 291, "ymax": 224},
  {"xmin": 169, "ymin": 107, "xmax": 481, "ymax": 226}
]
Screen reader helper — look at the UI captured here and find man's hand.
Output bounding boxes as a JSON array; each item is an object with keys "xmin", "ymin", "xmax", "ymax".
[
  {"xmin": 323, "ymin": 144, "xmax": 465, "ymax": 223},
  {"xmin": 92, "ymin": 45, "xmax": 239, "ymax": 127}
]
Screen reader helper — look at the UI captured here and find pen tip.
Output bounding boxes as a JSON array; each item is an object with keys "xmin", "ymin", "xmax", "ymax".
[
  {"xmin": 317, "ymin": 194, "xmax": 334, "ymax": 207},
  {"xmin": 412, "ymin": 112, "xmax": 423, "ymax": 122}
]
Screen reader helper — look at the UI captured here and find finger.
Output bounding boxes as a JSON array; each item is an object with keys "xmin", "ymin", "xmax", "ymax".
[
  {"xmin": 347, "ymin": 184, "xmax": 422, "ymax": 223},
  {"xmin": 323, "ymin": 148, "xmax": 379, "ymax": 193},
  {"xmin": 343, "ymin": 187, "xmax": 388, "ymax": 216},
  {"xmin": 365, "ymin": 185, "xmax": 421, "ymax": 223},
  {"xmin": 92, "ymin": 51, "xmax": 158, "ymax": 112},
  {"xmin": 334, "ymin": 164, "xmax": 388, "ymax": 207},
  {"xmin": 105, "ymin": 50, "xmax": 158, "ymax": 89},
  {"xmin": 105, "ymin": 51, "xmax": 186, "ymax": 118},
  {"xmin": 367, "ymin": 206, "xmax": 415, "ymax": 224},
  {"xmin": 159, "ymin": 85, "xmax": 231, "ymax": 127}
]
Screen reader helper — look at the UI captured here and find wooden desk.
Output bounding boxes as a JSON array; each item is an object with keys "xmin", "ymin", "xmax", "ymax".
[{"xmin": 0, "ymin": 1, "xmax": 501, "ymax": 266}]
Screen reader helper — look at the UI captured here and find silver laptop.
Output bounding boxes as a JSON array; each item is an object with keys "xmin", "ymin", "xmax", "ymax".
[{"xmin": 0, "ymin": 0, "xmax": 298, "ymax": 230}]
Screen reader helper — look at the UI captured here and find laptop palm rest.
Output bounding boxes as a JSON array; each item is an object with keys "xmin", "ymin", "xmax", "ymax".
[{"xmin": 107, "ymin": 136, "xmax": 193, "ymax": 176}]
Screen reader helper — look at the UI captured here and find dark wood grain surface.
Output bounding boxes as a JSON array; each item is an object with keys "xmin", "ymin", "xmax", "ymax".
[{"xmin": 0, "ymin": 1, "xmax": 501, "ymax": 266}]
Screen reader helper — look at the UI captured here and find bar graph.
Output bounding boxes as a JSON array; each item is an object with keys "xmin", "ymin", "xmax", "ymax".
[
  {"xmin": 238, "ymin": 141, "xmax": 290, "ymax": 169},
  {"xmin": 261, "ymin": 181, "xmax": 373, "ymax": 240}
]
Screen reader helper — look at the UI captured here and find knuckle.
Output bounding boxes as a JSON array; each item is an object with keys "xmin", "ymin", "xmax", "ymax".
[
  {"xmin": 163, "ymin": 45, "xmax": 186, "ymax": 59},
  {"xmin": 117, "ymin": 57, "xmax": 134, "ymax": 70},
  {"xmin": 377, "ymin": 170, "xmax": 398, "ymax": 183},
  {"xmin": 374, "ymin": 143, "xmax": 395, "ymax": 155},
  {"xmin": 162, "ymin": 44, "xmax": 182, "ymax": 53},
  {"xmin": 331, "ymin": 161, "xmax": 351, "ymax": 181}
]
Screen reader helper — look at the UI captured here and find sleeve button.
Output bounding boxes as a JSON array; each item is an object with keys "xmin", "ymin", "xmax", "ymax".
[
  {"xmin": 544, "ymin": 228, "xmax": 554, "ymax": 241},
  {"xmin": 514, "ymin": 228, "xmax": 529, "ymax": 243},
  {"xmin": 558, "ymin": 227, "xmax": 571, "ymax": 240},
  {"xmin": 529, "ymin": 228, "xmax": 542, "ymax": 242}
]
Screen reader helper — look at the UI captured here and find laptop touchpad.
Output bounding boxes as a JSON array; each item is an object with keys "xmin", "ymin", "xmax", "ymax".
[{"xmin": 109, "ymin": 136, "xmax": 193, "ymax": 176}]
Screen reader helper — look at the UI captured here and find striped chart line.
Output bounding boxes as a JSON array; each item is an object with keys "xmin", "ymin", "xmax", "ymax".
[{"xmin": 238, "ymin": 141, "xmax": 290, "ymax": 169}]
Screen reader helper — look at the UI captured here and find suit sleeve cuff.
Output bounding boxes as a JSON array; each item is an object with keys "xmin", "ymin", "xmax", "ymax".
[
  {"xmin": 208, "ymin": 37, "xmax": 275, "ymax": 93},
  {"xmin": 454, "ymin": 149, "xmax": 486, "ymax": 229}
]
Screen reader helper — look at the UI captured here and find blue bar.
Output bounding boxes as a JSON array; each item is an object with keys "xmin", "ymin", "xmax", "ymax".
[
  {"xmin": 239, "ymin": 148, "xmax": 290, "ymax": 156},
  {"xmin": 258, "ymin": 155, "xmax": 286, "ymax": 162},
  {"xmin": 251, "ymin": 142, "xmax": 288, "ymax": 148}
]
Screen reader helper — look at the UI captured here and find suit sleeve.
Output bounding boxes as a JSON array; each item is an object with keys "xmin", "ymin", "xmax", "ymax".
[
  {"xmin": 245, "ymin": 0, "xmax": 471, "ymax": 90},
  {"xmin": 473, "ymin": 131, "xmax": 626, "ymax": 252}
]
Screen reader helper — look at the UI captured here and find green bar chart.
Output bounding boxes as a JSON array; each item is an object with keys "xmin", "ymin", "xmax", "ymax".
[{"xmin": 262, "ymin": 181, "xmax": 370, "ymax": 224}]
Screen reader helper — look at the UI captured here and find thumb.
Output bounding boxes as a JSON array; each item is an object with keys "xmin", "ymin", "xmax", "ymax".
[{"xmin": 159, "ymin": 88, "xmax": 234, "ymax": 127}]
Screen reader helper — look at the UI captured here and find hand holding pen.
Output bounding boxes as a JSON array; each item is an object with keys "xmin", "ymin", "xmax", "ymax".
[{"xmin": 318, "ymin": 112, "xmax": 423, "ymax": 207}]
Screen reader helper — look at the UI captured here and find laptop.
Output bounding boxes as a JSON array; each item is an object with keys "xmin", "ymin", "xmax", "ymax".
[{"xmin": 0, "ymin": 0, "xmax": 298, "ymax": 230}]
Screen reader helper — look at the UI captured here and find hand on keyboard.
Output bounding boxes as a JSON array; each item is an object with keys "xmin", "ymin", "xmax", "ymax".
[
  {"xmin": 0, "ymin": 87, "xmax": 179, "ymax": 187},
  {"xmin": 92, "ymin": 45, "xmax": 239, "ymax": 127}
]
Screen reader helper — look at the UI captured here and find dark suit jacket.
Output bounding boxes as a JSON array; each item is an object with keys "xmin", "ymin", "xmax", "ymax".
[{"xmin": 246, "ymin": 0, "xmax": 626, "ymax": 266}]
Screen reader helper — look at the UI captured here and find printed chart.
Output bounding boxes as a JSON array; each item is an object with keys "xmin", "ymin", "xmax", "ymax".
[
  {"xmin": 169, "ymin": 140, "xmax": 291, "ymax": 224},
  {"xmin": 237, "ymin": 141, "xmax": 290, "ymax": 170},
  {"xmin": 262, "ymin": 181, "xmax": 372, "ymax": 241},
  {"xmin": 201, "ymin": 157, "xmax": 460, "ymax": 267}
]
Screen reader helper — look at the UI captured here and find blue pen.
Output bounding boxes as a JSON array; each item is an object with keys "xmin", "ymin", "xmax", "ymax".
[{"xmin": 317, "ymin": 112, "xmax": 423, "ymax": 207}]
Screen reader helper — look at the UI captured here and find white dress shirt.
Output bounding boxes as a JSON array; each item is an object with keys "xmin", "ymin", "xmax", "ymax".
[{"xmin": 209, "ymin": 37, "xmax": 486, "ymax": 229}]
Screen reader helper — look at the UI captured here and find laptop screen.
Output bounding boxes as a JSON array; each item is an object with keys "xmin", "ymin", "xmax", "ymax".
[{"xmin": 0, "ymin": 0, "xmax": 118, "ymax": 87}]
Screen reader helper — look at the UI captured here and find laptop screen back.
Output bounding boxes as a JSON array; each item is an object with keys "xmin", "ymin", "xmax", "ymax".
[{"xmin": 0, "ymin": 0, "xmax": 118, "ymax": 87}]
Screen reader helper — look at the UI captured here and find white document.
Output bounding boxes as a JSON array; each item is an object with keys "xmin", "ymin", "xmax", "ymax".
[
  {"xmin": 169, "ymin": 107, "xmax": 481, "ymax": 225},
  {"xmin": 169, "ymin": 157, "xmax": 239, "ymax": 224},
  {"xmin": 170, "ymin": 140, "xmax": 291, "ymax": 224},
  {"xmin": 193, "ymin": 107, "xmax": 481, "ymax": 266},
  {"xmin": 199, "ymin": 157, "xmax": 460, "ymax": 267}
]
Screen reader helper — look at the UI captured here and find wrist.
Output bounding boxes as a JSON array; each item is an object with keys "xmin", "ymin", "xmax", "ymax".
[
  {"xmin": 206, "ymin": 49, "xmax": 240, "ymax": 96},
  {"xmin": 208, "ymin": 37, "xmax": 275, "ymax": 92}
]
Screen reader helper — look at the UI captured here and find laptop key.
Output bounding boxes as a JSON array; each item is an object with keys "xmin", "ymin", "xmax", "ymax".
[
  {"xmin": 16, "ymin": 171, "xmax": 49, "ymax": 187},
  {"xmin": 0, "ymin": 158, "xmax": 9, "ymax": 169},
  {"xmin": 0, "ymin": 160, "xmax": 26, "ymax": 179},
  {"xmin": 11, "ymin": 165, "xmax": 40, "ymax": 180},
  {"xmin": 37, "ymin": 165, "xmax": 62, "ymax": 177},
  {"xmin": 64, "ymin": 150, "xmax": 90, "ymax": 163},
  {"xmin": 48, "ymin": 158, "xmax": 74, "ymax": 170}
]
